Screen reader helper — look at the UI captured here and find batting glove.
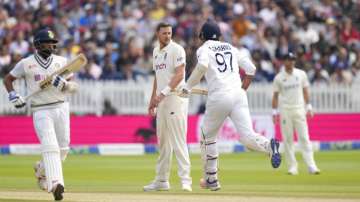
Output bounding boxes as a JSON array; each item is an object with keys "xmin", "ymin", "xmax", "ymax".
[
  {"xmin": 9, "ymin": 91, "xmax": 26, "ymax": 108},
  {"xmin": 178, "ymin": 85, "xmax": 190, "ymax": 98},
  {"xmin": 51, "ymin": 75, "xmax": 68, "ymax": 91}
]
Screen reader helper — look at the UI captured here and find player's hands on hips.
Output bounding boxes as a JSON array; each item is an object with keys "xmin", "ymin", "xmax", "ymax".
[
  {"xmin": 8, "ymin": 91, "xmax": 26, "ymax": 108},
  {"xmin": 51, "ymin": 75, "xmax": 68, "ymax": 91}
]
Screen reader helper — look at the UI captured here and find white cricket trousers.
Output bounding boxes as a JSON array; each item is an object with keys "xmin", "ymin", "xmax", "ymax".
[
  {"xmin": 32, "ymin": 102, "xmax": 70, "ymax": 192},
  {"xmin": 280, "ymin": 107, "xmax": 318, "ymax": 170},
  {"xmin": 155, "ymin": 94, "xmax": 192, "ymax": 185},
  {"xmin": 201, "ymin": 88, "xmax": 270, "ymax": 181}
]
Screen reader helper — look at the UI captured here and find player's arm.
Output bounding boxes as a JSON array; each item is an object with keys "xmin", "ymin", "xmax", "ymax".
[
  {"xmin": 3, "ymin": 74, "xmax": 26, "ymax": 108},
  {"xmin": 272, "ymin": 77, "xmax": 280, "ymax": 124},
  {"xmin": 238, "ymin": 53, "xmax": 256, "ymax": 91},
  {"xmin": 303, "ymin": 87, "xmax": 313, "ymax": 117},
  {"xmin": 185, "ymin": 63, "xmax": 207, "ymax": 90},
  {"xmin": 272, "ymin": 91, "xmax": 280, "ymax": 124},
  {"xmin": 302, "ymin": 72, "xmax": 313, "ymax": 118},
  {"xmin": 3, "ymin": 61, "xmax": 26, "ymax": 108},
  {"xmin": 148, "ymin": 76, "xmax": 157, "ymax": 116}
]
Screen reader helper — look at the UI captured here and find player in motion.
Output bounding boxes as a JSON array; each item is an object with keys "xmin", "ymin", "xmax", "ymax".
[
  {"xmin": 3, "ymin": 29, "xmax": 78, "ymax": 201},
  {"xmin": 272, "ymin": 52, "xmax": 320, "ymax": 175},
  {"xmin": 182, "ymin": 21, "xmax": 281, "ymax": 191},
  {"xmin": 144, "ymin": 22, "xmax": 192, "ymax": 192}
]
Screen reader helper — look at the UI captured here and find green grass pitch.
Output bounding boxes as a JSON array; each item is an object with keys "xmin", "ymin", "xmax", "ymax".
[{"xmin": 0, "ymin": 151, "xmax": 359, "ymax": 201}]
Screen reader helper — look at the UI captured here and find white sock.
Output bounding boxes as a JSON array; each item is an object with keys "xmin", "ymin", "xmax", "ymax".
[{"xmin": 42, "ymin": 151, "xmax": 64, "ymax": 192}]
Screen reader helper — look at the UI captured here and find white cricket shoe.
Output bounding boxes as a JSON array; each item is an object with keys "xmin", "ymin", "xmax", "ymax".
[
  {"xmin": 287, "ymin": 166, "xmax": 299, "ymax": 175},
  {"xmin": 143, "ymin": 181, "xmax": 170, "ymax": 191},
  {"xmin": 308, "ymin": 166, "xmax": 321, "ymax": 175},
  {"xmin": 34, "ymin": 161, "xmax": 47, "ymax": 191},
  {"xmin": 182, "ymin": 184, "xmax": 192, "ymax": 192},
  {"xmin": 199, "ymin": 178, "xmax": 221, "ymax": 191}
]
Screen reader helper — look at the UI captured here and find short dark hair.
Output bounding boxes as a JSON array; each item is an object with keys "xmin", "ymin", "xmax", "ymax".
[{"xmin": 156, "ymin": 22, "xmax": 172, "ymax": 32}]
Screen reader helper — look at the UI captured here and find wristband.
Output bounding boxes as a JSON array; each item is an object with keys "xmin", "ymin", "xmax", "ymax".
[
  {"xmin": 160, "ymin": 86, "xmax": 171, "ymax": 96},
  {"xmin": 306, "ymin": 104, "xmax": 313, "ymax": 111},
  {"xmin": 272, "ymin": 108, "xmax": 278, "ymax": 116},
  {"xmin": 9, "ymin": 91, "xmax": 17, "ymax": 97}
]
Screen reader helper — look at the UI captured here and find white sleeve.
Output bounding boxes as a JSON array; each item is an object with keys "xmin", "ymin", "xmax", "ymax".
[
  {"xmin": 273, "ymin": 76, "xmax": 280, "ymax": 93},
  {"xmin": 9, "ymin": 60, "xmax": 25, "ymax": 78},
  {"xmin": 174, "ymin": 46, "xmax": 186, "ymax": 68},
  {"xmin": 196, "ymin": 47, "xmax": 209, "ymax": 68},
  {"xmin": 302, "ymin": 71, "xmax": 310, "ymax": 88},
  {"xmin": 236, "ymin": 49, "xmax": 256, "ymax": 75},
  {"xmin": 152, "ymin": 48, "xmax": 156, "ymax": 71}
]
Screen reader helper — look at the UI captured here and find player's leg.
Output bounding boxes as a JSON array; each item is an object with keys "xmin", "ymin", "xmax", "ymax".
[
  {"xmin": 144, "ymin": 101, "xmax": 172, "ymax": 191},
  {"xmin": 33, "ymin": 109, "xmax": 64, "ymax": 200},
  {"xmin": 280, "ymin": 109, "xmax": 298, "ymax": 175},
  {"xmin": 200, "ymin": 97, "xmax": 231, "ymax": 191},
  {"xmin": 230, "ymin": 90, "xmax": 281, "ymax": 168},
  {"xmin": 293, "ymin": 108, "xmax": 320, "ymax": 174},
  {"xmin": 165, "ymin": 96, "xmax": 192, "ymax": 191},
  {"xmin": 54, "ymin": 103, "xmax": 70, "ymax": 162}
]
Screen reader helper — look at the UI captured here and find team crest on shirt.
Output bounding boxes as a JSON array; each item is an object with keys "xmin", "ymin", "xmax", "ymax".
[
  {"xmin": 55, "ymin": 63, "xmax": 60, "ymax": 68},
  {"xmin": 28, "ymin": 64, "xmax": 37, "ymax": 69},
  {"xmin": 34, "ymin": 74, "xmax": 44, "ymax": 81}
]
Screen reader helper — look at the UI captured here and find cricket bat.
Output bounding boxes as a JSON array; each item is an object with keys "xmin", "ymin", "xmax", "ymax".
[
  {"xmin": 25, "ymin": 53, "xmax": 88, "ymax": 100},
  {"xmin": 174, "ymin": 88, "xmax": 208, "ymax": 97}
]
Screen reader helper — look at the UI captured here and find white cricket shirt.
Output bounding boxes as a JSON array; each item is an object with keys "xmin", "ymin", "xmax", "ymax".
[
  {"xmin": 153, "ymin": 40, "xmax": 186, "ymax": 95},
  {"xmin": 10, "ymin": 53, "xmax": 68, "ymax": 106},
  {"xmin": 273, "ymin": 67, "xmax": 310, "ymax": 109},
  {"xmin": 196, "ymin": 40, "xmax": 256, "ymax": 94}
]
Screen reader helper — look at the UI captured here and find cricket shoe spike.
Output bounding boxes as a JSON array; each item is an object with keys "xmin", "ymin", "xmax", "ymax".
[
  {"xmin": 270, "ymin": 138, "xmax": 281, "ymax": 168},
  {"xmin": 200, "ymin": 178, "xmax": 221, "ymax": 191}
]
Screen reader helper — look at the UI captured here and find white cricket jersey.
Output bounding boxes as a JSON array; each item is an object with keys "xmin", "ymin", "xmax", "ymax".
[
  {"xmin": 273, "ymin": 67, "xmax": 310, "ymax": 109},
  {"xmin": 10, "ymin": 53, "xmax": 68, "ymax": 106},
  {"xmin": 153, "ymin": 40, "xmax": 186, "ymax": 95},
  {"xmin": 196, "ymin": 40, "xmax": 256, "ymax": 94}
]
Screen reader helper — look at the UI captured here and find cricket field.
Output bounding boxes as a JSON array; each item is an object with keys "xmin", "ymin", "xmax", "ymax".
[{"xmin": 0, "ymin": 151, "xmax": 359, "ymax": 202}]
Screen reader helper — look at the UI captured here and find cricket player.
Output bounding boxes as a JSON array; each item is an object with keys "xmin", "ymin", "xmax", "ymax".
[
  {"xmin": 143, "ymin": 22, "xmax": 192, "ymax": 192},
  {"xmin": 3, "ymin": 29, "xmax": 78, "ymax": 201},
  {"xmin": 272, "ymin": 52, "xmax": 320, "ymax": 175},
  {"xmin": 182, "ymin": 20, "xmax": 281, "ymax": 191}
]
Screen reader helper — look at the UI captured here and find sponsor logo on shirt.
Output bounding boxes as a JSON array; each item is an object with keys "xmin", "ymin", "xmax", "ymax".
[
  {"xmin": 177, "ymin": 57, "xmax": 184, "ymax": 62},
  {"xmin": 155, "ymin": 63, "xmax": 166, "ymax": 70}
]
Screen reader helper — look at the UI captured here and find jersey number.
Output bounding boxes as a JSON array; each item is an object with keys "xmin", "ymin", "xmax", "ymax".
[{"xmin": 215, "ymin": 52, "xmax": 233, "ymax": 73}]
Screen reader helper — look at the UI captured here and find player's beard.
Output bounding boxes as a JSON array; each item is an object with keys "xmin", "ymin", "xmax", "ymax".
[{"xmin": 38, "ymin": 49, "xmax": 52, "ymax": 59}]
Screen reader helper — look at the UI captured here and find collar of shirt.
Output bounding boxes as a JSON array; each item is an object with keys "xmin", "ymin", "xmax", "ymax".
[
  {"xmin": 34, "ymin": 52, "xmax": 53, "ymax": 69},
  {"xmin": 158, "ymin": 40, "xmax": 173, "ymax": 52}
]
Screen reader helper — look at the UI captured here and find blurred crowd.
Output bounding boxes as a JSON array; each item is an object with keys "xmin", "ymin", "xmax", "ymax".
[{"xmin": 0, "ymin": 0, "xmax": 360, "ymax": 86}]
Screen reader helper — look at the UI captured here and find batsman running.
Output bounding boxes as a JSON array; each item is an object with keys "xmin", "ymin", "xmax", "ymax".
[
  {"xmin": 3, "ymin": 29, "xmax": 81, "ymax": 201},
  {"xmin": 182, "ymin": 20, "xmax": 281, "ymax": 191},
  {"xmin": 144, "ymin": 22, "xmax": 192, "ymax": 192}
]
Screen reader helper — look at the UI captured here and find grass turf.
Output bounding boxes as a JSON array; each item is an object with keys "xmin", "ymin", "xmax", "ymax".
[{"xmin": 0, "ymin": 151, "xmax": 359, "ymax": 200}]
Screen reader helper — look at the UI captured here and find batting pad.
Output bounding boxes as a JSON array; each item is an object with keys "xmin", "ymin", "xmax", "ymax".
[{"xmin": 42, "ymin": 151, "xmax": 64, "ymax": 192}]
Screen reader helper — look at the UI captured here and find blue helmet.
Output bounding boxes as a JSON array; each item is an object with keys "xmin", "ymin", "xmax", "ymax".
[
  {"xmin": 33, "ymin": 29, "xmax": 58, "ymax": 46},
  {"xmin": 199, "ymin": 20, "xmax": 221, "ymax": 41}
]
